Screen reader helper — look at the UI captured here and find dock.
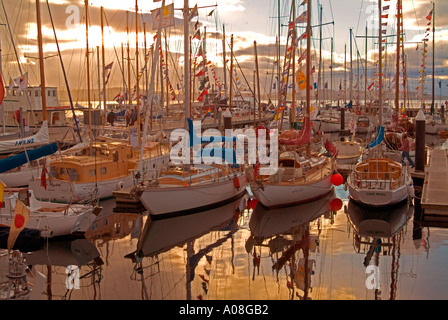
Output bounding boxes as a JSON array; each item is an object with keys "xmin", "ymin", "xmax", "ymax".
[{"xmin": 420, "ymin": 149, "xmax": 448, "ymax": 223}]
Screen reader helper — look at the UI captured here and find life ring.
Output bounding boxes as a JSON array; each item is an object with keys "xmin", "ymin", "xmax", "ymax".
[{"xmin": 118, "ymin": 181, "xmax": 124, "ymax": 189}]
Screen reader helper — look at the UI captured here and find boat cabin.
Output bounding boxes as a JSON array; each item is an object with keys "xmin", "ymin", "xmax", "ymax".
[{"xmin": 48, "ymin": 142, "xmax": 137, "ymax": 183}]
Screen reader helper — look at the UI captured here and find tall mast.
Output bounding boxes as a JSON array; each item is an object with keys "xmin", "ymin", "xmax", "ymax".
[
  {"xmin": 330, "ymin": 37, "xmax": 333, "ymax": 104},
  {"xmin": 222, "ymin": 24, "xmax": 227, "ymax": 100},
  {"xmin": 318, "ymin": 4, "xmax": 322, "ymax": 106},
  {"xmin": 183, "ymin": 0, "xmax": 190, "ymax": 128},
  {"xmin": 349, "ymin": 28, "xmax": 353, "ymax": 104},
  {"xmin": 138, "ymin": 0, "xmax": 165, "ymax": 177},
  {"xmin": 306, "ymin": 1, "xmax": 311, "ymax": 116},
  {"xmin": 395, "ymin": 0, "xmax": 401, "ymax": 113},
  {"xmin": 127, "ymin": 11, "xmax": 132, "ymax": 113},
  {"xmin": 378, "ymin": 0, "xmax": 383, "ymax": 126},
  {"xmin": 36, "ymin": 0, "xmax": 47, "ymax": 121},
  {"xmin": 365, "ymin": 23, "xmax": 368, "ymax": 110},
  {"xmin": 291, "ymin": 0, "xmax": 296, "ymax": 126},
  {"xmin": 101, "ymin": 6, "xmax": 106, "ymax": 111},
  {"xmin": 85, "ymin": 0, "xmax": 92, "ymax": 144},
  {"xmin": 431, "ymin": 1, "xmax": 435, "ymax": 115},
  {"xmin": 135, "ymin": 0, "xmax": 141, "ymax": 146}
]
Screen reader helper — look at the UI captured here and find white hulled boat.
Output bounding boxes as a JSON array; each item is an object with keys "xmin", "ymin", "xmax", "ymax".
[
  {"xmin": 0, "ymin": 187, "xmax": 101, "ymax": 237},
  {"xmin": 136, "ymin": 163, "xmax": 247, "ymax": 220},
  {"xmin": 347, "ymin": 0, "xmax": 414, "ymax": 208}
]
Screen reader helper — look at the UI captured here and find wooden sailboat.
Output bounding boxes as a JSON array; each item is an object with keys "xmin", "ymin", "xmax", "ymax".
[
  {"xmin": 347, "ymin": 0, "xmax": 414, "ymax": 208},
  {"xmin": 247, "ymin": 0, "xmax": 336, "ymax": 209}
]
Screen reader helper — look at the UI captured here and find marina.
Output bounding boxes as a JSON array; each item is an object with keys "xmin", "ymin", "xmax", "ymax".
[{"xmin": 0, "ymin": 0, "xmax": 447, "ymax": 304}]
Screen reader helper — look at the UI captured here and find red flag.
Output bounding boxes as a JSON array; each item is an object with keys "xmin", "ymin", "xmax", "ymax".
[
  {"xmin": 324, "ymin": 139, "xmax": 338, "ymax": 157},
  {"xmin": 0, "ymin": 72, "xmax": 5, "ymax": 105},
  {"xmin": 40, "ymin": 166, "xmax": 48, "ymax": 190},
  {"xmin": 197, "ymin": 88, "xmax": 208, "ymax": 101}
]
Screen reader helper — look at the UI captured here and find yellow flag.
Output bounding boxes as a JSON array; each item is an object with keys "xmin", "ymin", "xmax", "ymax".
[
  {"xmin": 7, "ymin": 199, "xmax": 30, "ymax": 252},
  {"xmin": 296, "ymin": 69, "xmax": 307, "ymax": 90}
]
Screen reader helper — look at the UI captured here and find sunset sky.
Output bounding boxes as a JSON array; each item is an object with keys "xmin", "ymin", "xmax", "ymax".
[{"xmin": 1, "ymin": 0, "xmax": 446, "ymax": 105}]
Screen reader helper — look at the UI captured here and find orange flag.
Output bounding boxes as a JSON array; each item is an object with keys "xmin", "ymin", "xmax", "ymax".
[
  {"xmin": 7, "ymin": 199, "xmax": 30, "ymax": 253},
  {"xmin": 0, "ymin": 180, "xmax": 5, "ymax": 208}
]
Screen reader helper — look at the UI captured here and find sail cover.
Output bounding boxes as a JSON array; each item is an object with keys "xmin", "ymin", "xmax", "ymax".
[
  {"xmin": 0, "ymin": 142, "xmax": 58, "ymax": 174},
  {"xmin": 368, "ymin": 126, "xmax": 385, "ymax": 148},
  {"xmin": 0, "ymin": 121, "xmax": 50, "ymax": 153}
]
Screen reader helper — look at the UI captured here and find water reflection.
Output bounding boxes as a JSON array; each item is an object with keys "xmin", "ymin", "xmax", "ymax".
[
  {"xmin": 3, "ymin": 183, "xmax": 448, "ymax": 300},
  {"xmin": 131, "ymin": 197, "xmax": 246, "ymax": 300},
  {"xmin": 346, "ymin": 199, "xmax": 414, "ymax": 300},
  {"xmin": 246, "ymin": 191, "xmax": 338, "ymax": 300}
]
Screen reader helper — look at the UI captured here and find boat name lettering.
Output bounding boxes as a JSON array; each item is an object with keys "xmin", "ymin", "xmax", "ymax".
[
  {"xmin": 15, "ymin": 138, "xmax": 34, "ymax": 146},
  {"xmin": 366, "ymin": 192, "xmax": 386, "ymax": 196}
]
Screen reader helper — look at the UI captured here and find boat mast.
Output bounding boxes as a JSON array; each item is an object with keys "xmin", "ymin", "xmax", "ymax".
[
  {"xmin": 184, "ymin": 0, "xmax": 190, "ymax": 129},
  {"xmin": 222, "ymin": 24, "xmax": 227, "ymax": 102},
  {"xmin": 431, "ymin": 1, "xmax": 435, "ymax": 115},
  {"xmin": 36, "ymin": 0, "xmax": 47, "ymax": 121},
  {"xmin": 101, "ymin": 6, "xmax": 106, "ymax": 111},
  {"xmin": 395, "ymin": 0, "xmax": 401, "ymax": 114},
  {"xmin": 291, "ymin": 0, "xmax": 296, "ymax": 126},
  {"xmin": 349, "ymin": 28, "xmax": 353, "ymax": 104},
  {"xmin": 85, "ymin": 0, "xmax": 92, "ymax": 146},
  {"xmin": 378, "ymin": 0, "xmax": 383, "ymax": 126},
  {"xmin": 306, "ymin": 0, "xmax": 311, "ymax": 156},
  {"xmin": 137, "ymin": 0, "xmax": 165, "ymax": 178},
  {"xmin": 135, "ymin": 0, "xmax": 141, "ymax": 147}
]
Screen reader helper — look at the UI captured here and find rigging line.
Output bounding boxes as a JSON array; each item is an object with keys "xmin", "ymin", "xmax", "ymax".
[
  {"xmin": 103, "ymin": 11, "xmax": 128, "ymax": 97},
  {"xmin": 45, "ymin": 0, "xmax": 82, "ymax": 143},
  {"xmin": 355, "ymin": 0, "xmax": 364, "ymax": 37}
]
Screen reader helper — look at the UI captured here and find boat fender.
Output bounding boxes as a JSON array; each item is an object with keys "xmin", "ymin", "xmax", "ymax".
[
  {"xmin": 118, "ymin": 181, "xmax": 124, "ymax": 190},
  {"xmin": 233, "ymin": 177, "xmax": 240, "ymax": 190}
]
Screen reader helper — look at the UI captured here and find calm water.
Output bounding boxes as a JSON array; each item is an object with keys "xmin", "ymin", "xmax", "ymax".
[
  {"xmin": 8, "ymin": 183, "xmax": 448, "ymax": 301},
  {"xmin": 2, "ymin": 132, "xmax": 447, "ymax": 303}
]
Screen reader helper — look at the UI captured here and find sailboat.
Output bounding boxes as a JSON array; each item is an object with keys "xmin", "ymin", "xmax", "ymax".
[
  {"xmin": 0, "ymin": 184, "xmax": 101, "ymax": 237},
  {"xmin": 247, "ymin": 1, "xmax": 336, "ymax": 209},
  {"xmin": 347, "ymin": 0, "xmax": 414, "ymax": 208},
  {"xmin": 136, "ymin": 118, "xmax": 247, "ymax": 219}
]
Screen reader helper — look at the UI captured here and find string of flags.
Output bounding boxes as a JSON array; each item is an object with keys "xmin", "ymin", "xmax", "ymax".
[{"xmin": 417, "ymin": 8, "xmax": 433, "ymax": 106}]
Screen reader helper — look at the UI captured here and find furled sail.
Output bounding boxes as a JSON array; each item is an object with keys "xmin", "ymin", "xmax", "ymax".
[
  {"xmin": 0, "ymin": 121, "xmax": 50, "ymax": 153},
  {"xmin": 0, "ymin": 142, "xmax": 58, "ymax": 174}
]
